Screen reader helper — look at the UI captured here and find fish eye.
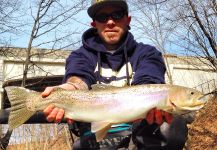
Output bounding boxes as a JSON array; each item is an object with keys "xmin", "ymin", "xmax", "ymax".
[{"xmin": 190, "ymin": 92, "xmax": 194, "ymax": 95}]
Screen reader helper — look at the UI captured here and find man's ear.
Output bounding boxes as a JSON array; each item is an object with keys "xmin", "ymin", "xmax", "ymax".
[
  {"xmin": 127, "ymin": 16, "xmax": 131, "ymax": 25},
  {"xmin": 91, "ymin": 21, "xmax": 96, "ymax": 28}
]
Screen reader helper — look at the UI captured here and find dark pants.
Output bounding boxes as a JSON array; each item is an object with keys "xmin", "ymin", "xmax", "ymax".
[
  {"xmin": 132, "ymin": 116, "xmax": 188, "ymax": 150},
  {"xmin": 72, "ymin": 116, "xmax": 188, "ymax": 150}
]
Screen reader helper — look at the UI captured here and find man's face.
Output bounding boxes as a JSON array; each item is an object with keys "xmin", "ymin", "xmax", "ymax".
[{"xmin": 92, "ymin": 6, "xmax": 131, "ymax": 47}]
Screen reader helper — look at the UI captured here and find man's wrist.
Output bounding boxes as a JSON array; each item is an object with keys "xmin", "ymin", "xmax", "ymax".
[
  {"xmin": 66, "ymin": 76, "xmax": 88, "ymax": 90},
  {"xmin": 66, "ymin": 81, "xmax": 88, "ymax": 90},
  {"xmin": 66, "ymin": 82, "xmax": 79, "ymax": 89}
]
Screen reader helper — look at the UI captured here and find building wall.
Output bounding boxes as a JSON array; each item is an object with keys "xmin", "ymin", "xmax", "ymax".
[
  {"xmin": 0, "ymin": 55, "xmax": 66, "ymax": 108},
  {"xmin": 166, "ymin": 65, "xmax": 216, "ymax": 93},
  {"xmin": 3, "ymin": 59, "xmax": 65, "ymax": 80},
  {"xmin": 165, "ymin": 55, "xmax": 217, "ymax": 93}
]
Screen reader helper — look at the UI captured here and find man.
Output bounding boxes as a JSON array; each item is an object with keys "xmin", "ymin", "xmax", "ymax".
[{"xmin": 42, "ymin": 0, "xmax": 188, "ymax": 149}]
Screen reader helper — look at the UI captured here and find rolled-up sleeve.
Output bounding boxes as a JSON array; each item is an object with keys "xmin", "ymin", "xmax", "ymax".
[{"xmin": 63, "ymin": 51, "xmax": 96, "ymax": 88}]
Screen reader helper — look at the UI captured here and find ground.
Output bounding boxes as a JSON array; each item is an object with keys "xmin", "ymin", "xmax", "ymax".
[{"xmin": 186, "ymin": 94, "xmax": 217, "ymax": 150}]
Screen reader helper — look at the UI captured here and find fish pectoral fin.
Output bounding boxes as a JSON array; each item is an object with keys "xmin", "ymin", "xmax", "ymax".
[{"xmin": 91, "ymin": 121, "xmax": 112, "ymax": 142}]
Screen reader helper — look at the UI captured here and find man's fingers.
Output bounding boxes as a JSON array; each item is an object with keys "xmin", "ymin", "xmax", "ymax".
[
  {"xmin": 46, "ymin": 107, "xmax": 59, "ymax": 122},
  {"xmin": 147, "ymin": 109, "xmax": 173, "ymax": 125},
  {"xmin": 155, "ymin": 109, "xmax": 163, "ymax": 125},
  {"xmin": 43, "ymin": 104, "xmax": 55, "ymax": 117},
  {"xmin": 43, "ymin": 105, "xmax": 66, "ymax": 123},
  {"xmin": 54, "ymin": 109, "xmax": 65, "ymax": 123},
  {"xmin": 146, "ymin": 108, "xmax": 155, "ymax": 125},
  {"xmin": 41, "ymin": 87, "xmax": 54, "ymax": 98},
  {"xmin": 164, "ymin": 112, "xmax": 173, "ymax": 124},
  {"xmin": 42, "ymin": 84, "xmax": 76, "ymax": 123}
]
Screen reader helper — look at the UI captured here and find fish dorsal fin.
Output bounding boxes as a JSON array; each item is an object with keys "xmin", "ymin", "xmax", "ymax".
[
  {"xmin": 91, "ymin": 121, "xmax": 112, "ymax": 142},
  {"xmin": 91, "ymin": 84, "xmax": 120, "ymax": 91}
]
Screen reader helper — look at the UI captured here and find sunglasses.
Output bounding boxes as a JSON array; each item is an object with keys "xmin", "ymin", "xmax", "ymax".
[{"xmin": 94, "ymin": 10, "xmax": 127, "ymax": 23}]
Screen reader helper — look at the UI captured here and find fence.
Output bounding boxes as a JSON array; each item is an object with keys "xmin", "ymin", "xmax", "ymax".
[{"xmin": 194, "ymin": 79, "xmax": 216, "ymax": 94}]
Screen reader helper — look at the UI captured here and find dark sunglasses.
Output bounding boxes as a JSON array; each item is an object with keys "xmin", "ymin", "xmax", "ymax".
[{"xmin": 94, "ymin": 10, "xmax": 127, "ymax": 23}]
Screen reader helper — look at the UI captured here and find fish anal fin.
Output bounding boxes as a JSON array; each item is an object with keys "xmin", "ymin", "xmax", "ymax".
[{"xmin": 91, "ymin": 121, "xmax": 112, "ymax": 142}]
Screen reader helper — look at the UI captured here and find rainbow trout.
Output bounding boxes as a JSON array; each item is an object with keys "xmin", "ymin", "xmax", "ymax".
[{"xmin": 5, "ymin": 84, "xmax": 207, "ymax": 141}]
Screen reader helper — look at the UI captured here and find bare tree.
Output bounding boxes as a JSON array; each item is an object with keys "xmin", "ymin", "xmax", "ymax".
[
  {"xmin": 22, "ymin": 0, "xmax": 88, "ymax": 86},
  {"xmin": 0, "ymin": 0, "xmax": 22, "ymax": 55},
  {"xmin": 130, "ymin": 0, "xmax": 174, "ymax": 83},
  {"xmin": 0, "ymin": 1, "xmax": 22, "ymax": 148},
  {"xmin": 131, "ymin": 0, "xmax": 217, "ymax": 79},
  {"xmin": 1, "ymin": 1, "xmax": 89, "ymax": 148},
  {"xmin": 170, "ymin": 0, "xmax": 217, "ymax": 70}
]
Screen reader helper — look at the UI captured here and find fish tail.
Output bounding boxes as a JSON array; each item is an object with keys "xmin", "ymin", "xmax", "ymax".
[{"xmin": 5, "ymin": 86, "xmax": 36, "ymax": 130}]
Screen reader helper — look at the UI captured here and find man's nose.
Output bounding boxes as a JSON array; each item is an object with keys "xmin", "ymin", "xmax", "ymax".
[{"xmin": 106, "ymin": 18, "xmax": 115, "ymax": 28}]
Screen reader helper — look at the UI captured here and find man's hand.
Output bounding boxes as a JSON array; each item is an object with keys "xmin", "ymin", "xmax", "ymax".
[
  {"xmin": 41, "ymin": 76, "xmax": 88, "ymax": 124},
  {"xmin": 146, "ymin": 108, "xmax": 173, "ymax": 125},
  {"xmin": 41, "ymin": 83, "xmax": 76, "ymax": 124}
]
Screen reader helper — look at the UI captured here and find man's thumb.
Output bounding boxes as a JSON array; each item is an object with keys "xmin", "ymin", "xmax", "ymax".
[{"xmin": 41, "ymin": 87, "xmax": 54, "ymax": 98}]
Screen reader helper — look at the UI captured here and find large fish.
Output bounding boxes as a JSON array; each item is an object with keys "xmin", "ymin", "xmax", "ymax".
[{"xmin": 5, "ymin": 84, "xmax": 207, "ymax": 141}]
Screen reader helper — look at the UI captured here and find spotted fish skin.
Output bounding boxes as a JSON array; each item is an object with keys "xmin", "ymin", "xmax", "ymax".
[{"xmin": 5, "ymin": 84, "xmax": 206, "ymax": 141}]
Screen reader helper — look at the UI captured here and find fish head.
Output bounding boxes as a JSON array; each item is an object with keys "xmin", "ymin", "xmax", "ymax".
[{"xmin": 165, "ymin": 85, "xmax": 208, "ymax": 115}]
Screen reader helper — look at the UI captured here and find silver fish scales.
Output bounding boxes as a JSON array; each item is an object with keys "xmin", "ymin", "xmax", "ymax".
[{"xmin": 5, "ymin": 84, "xmax": 207, "ymax": 141}]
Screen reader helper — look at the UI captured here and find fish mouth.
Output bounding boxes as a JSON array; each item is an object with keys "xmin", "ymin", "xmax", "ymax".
[
  {"xmin": 178, "ymin": 104, "xmax": 204, "ymax": 111},
  {"xmin": 169, "ymin": 99, "xmax": 205, "ymax": 112}
]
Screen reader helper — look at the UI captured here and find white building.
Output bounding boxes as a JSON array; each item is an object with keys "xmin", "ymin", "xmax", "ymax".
[
  {"xmin": 0, "ymin": 47, "xmax": 216, "ymax": 108},
  {"xmin": 164, "ymin": 54, "xmax": 217, "ymax": 92}
]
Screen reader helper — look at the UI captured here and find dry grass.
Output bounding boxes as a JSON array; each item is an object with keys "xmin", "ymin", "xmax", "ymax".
[
  {"xmin": 2, "ymin": 124, "xmax": 73, "ymax": 150},
  {"xmin": 186, "ymin": 94, "xmax": 217, "ymax": 150}
]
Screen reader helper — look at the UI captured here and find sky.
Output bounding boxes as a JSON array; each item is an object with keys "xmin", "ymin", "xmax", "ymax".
[
  {"xmin": 4, "ymin": 1, "xmax": 92, "ymax": 49},
  {"xmin": 1, "ymin": 1, "xmax": 151, "ymax": 45},
  {"xmin": 1, "ymin": 0, "xmax": 180, "ymax": 55},
  {"xmin": 10, "ymin": 9, "xmax": 91, "ymax": 49}
]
